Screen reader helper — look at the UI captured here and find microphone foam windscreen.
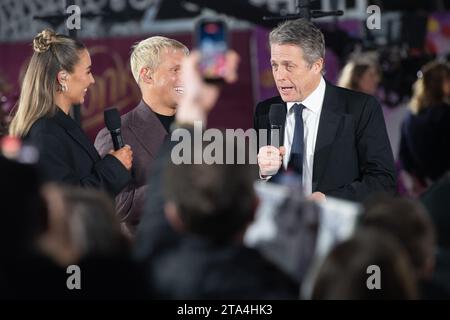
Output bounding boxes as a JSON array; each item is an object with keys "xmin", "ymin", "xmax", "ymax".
[
  {"xmin": 104, "ymin": 108, "xmax": 121, "ymax": 131},
  {"xmin": 269, "ymin": 103, "xmax": 287, "ymax": 127}
]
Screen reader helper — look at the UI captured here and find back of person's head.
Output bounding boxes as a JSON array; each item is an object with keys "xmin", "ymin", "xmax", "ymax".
[
  {"xmin": 361, "ymin": 195, "xmax": 436, "ymax": 280},
  {"xmin": 62, "ymin": 187, "xmax": 130, "ymax": 258},
  {"xmin": 39, "ymin": 185, "xmax": 147, "ymax": 299},
  {"xmin": 312, "ymin": 228, "xmax": 418, "ymax": 300},
  {"xmin": 410, "ymin": 61, "xmax": 450, "ymax": 114},
  {"xmin": 269, "ymin": 18, "xmax": 325, "ymax": 70},
  {"xmin": 130, "ymin": 36, "xmax": 189, "ymax": 86},
  {"xmin": 0, "ymin": 155, "xmax": 47, "ymax": 256},
  {"xmin": 163, "ymin": 138, "xmax": 258, "ymax": 243},
  {"xmin": 9, "ymin": 29, "xmax": 86, "ymax": 138}
]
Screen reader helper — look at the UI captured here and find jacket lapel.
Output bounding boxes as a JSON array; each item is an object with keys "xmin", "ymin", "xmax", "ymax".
[
  {"xmin": 312, "ymin": 83, "xmax": 343, "ymax": 192},
  {"xmin": 54, "ymin": 108, "xmax": 100, "ymax": 162},
  {"xmin": 128, "ymin": 101, "xmax": 168, "ymax": 158}
]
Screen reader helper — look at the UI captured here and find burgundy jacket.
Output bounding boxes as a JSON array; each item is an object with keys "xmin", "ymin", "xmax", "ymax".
[{"xmin": 95, "ymin": 101, "xmax": 168, "ymax": 233}]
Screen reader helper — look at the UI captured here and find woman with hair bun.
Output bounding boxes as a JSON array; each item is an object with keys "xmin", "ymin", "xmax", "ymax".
[{"xmin": 9, "ymin": 29, "xmax": 133, "ymax": 196}]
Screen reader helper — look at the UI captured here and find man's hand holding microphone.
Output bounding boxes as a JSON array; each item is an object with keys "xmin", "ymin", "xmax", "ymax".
[{"xmin": 257, "ymin": 145, "xmax": 285, "ymax": 177}]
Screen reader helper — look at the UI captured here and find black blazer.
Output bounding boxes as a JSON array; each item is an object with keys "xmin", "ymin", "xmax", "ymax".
[
  {"xmin": 26, "ymin": 108, "xmax": 131, "ymax": 197},
  {"xmin": 254, "ymin": 82, "xmax": 396, "ymax": 202}
]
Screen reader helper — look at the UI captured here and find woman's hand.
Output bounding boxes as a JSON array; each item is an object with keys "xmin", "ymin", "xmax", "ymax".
[{"xmin": 109, "ymin": 144, "xmax": 133, "ymax": 170}]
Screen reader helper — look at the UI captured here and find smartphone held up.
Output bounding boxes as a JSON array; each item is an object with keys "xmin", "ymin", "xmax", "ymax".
[{"xmin": 195, "ymin": 18, "xmax": 229, "ymax": 83}]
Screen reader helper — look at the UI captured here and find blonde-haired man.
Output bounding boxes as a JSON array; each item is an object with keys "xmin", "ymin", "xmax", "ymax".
[{"xmin": 95, "ymin": 36, "xmax": 189, "ymax": 235}]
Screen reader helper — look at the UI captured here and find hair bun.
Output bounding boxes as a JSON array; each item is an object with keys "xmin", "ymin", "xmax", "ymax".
[{"xmin": 33, "ymin": 29, "xmax": 57, "ymax": 53}]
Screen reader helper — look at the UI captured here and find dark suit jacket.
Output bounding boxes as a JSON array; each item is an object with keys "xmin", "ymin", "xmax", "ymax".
[
  {"xmin": 95, "ymin": 101, "xmax": 168, "ymax": 232},
  {"xmin": 254, "ymin": 82, "xmax": 396, "ymax": 202},
  {"xmin": 26, "ymin": 108, "xmax": 130, "ymax": 197}
]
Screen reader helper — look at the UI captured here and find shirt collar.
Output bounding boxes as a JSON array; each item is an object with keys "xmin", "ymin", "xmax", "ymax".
[{"xmin": 287, "ymin": 77, "xmax": 326, "ymax": 114}]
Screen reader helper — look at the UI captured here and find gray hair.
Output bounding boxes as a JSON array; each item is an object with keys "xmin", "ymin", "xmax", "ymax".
[{"xmin": 269, "ymin": 19, "xmax": 325, "ymax": 67}]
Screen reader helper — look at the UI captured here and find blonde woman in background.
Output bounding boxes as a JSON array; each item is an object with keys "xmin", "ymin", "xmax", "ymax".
[
  {"xmin": 337, "ymin": 55, "xmax": 381, "ymax": 95},
  {"xmin": 399, "ymin": 61, "xmax": 450, "ymax": 195}
]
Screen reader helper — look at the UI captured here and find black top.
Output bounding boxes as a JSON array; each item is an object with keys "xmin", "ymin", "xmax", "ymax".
[
  {"xmin": 26, "ymin": 108, "xmax": 131, "ymax": 197},
  {"xmin": 155, "ymin": 112, "xmax": 175, "ymax": 133},
  {"xmin": 400, "ymin": 104, "xmax": 450, "ymax": 182}
]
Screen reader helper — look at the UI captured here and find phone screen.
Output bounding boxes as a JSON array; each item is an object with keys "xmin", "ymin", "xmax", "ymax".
[{"xmin": 197, "ymin": 19, "xmax": 228, "ymax": 82}]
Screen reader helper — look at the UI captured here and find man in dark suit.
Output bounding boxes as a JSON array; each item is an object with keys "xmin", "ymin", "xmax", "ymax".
[
  {"xmin": 255, "ymin": 19, "xmax": 395, "ymax": 202},
  {"xmin": 95, "ymin": 37, "xmax": 189, "ymax": 234}
]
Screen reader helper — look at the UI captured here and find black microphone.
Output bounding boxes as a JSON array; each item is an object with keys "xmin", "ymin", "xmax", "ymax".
[
  {"xmin": 269, "ymin": 103, "xmax": 286, "ymax": 148},
  {"xmin": 104, "ymin": 108, "xmax": 124, "ymax": 150}
]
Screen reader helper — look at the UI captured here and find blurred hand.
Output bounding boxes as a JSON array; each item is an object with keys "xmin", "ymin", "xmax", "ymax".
[
  {"xmin": 110, "ymin": 144, "xmax": 133, "ymax": 170},
  {"xmin": 40, "ymin": 183, "xmax": 80, "ymax": 265},
  {"xmin": 258, "ymin": 146, "xmax": 285, "ymax": 177},
  {"xmin": 176, "ymin": 50, "xmax": 240, "ymax": 125},
  {"xmin": 308, "ymin": 191, "xmax": 326, "ymax": 202},
  {"xmin": 400, "ymin": 170, "xmax": 429, "ymax": 198}
]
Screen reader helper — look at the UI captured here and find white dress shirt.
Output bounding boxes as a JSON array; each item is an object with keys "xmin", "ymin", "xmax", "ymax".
[{"xmin": 283, "ymin": 77, "xmax": 326, "ymax": 195}]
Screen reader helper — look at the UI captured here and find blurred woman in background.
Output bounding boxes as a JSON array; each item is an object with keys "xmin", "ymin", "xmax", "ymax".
[
  {"xmin": 337, "ymin": 55, "xmax": 381, "ymax": 96},
  {"xmin": 399, "ymin": 61, "xmax": 450, "ymax": 195}
]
